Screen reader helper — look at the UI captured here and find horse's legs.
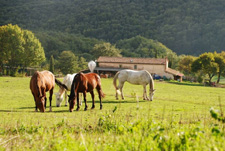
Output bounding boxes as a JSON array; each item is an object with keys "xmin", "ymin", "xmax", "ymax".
[
  {"xmin": 79, "ymin": 93, "xmax": 82, "ymax": 106},
  {"xmin": 65, "ymin": 90, "xmax": 68, "ymax": 106},
  {"xmin": 49, "ymin": 89, "xmax": 53, "ymax": 112},
  {"xmin": 90, "ymin": 91, "xmax": 95, "ymax": 109},
  {"xmin": 32, "ymin": 93, "xmax": 38, "ymax": 112},
  {"xmin": 83, "ymin": 92, "xmax": 88, "ymax": 111},
  {"xmin": 143, "ymin": 85, "xmax": 149, "ymax": 100},
  {"xmin": 119, "ymin": 82, "xmax": 125, "ymax": 100},
  {"xmin": 76, "ymin": 93, "xmax": 80, "ymax": 111}
]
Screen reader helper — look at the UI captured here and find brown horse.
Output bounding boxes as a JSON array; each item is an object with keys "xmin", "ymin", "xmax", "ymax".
[
  {"xmin": 68, "ymin": 72, "xmax": 104, "ymax": 112},
  {"xmin": 30, "ymin": 70, "xmax": 67, "ymax": 112}
]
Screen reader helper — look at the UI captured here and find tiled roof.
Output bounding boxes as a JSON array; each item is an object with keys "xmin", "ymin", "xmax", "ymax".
[
  {"xmin": 166, "ymin": 68, "xmax": 184, "ymax": 76},
  {"xmin": 97, "ymin": 56, "xmax": 166, "ymax": 65}
]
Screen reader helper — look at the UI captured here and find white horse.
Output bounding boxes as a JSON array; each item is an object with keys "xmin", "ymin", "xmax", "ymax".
[
  {"xmin": 55, "ymin": 73, "xmax": 82, "ymax": 107},
  {"xmin": 113, "ymin": 69, "xmax": 155, "ymax": 101}
]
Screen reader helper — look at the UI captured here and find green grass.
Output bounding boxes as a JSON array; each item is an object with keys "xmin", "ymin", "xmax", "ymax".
[{"xmin": 0, "ymin": 77, "xmax": 225, "ymax": 150}]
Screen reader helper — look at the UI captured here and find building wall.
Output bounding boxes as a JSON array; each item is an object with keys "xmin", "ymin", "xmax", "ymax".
[{"xmin": 98, "ymin": 62, "xmax": 174, "ymax": 79}]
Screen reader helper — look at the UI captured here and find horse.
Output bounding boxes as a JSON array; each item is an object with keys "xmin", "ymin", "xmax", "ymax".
[
  {"xmin": 113, "ymin": 69, "xmax": 155, "ymax": 101},
  {"xmin": 30, "ymin": 70, "xmax": 67, "ymax": 112},
  {"xmin": 55, "ymin": 73, "xmax": 82, "ymax": 107},
  {"xmin": 68, "ymin": 72, "xmax": 105, "ymax": 112}
]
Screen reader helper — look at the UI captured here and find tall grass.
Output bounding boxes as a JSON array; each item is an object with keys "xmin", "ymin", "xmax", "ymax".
[{"xmin": 0, "ymin": 77, "xmax": 224, "ymax": 150}]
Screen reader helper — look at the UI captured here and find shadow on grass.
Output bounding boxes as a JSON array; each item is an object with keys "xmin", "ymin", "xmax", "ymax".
[
  {"xmin": 0, "ymin": 109, "xmax": 34, "ymax": 112},
  {"xmin": 167, "ymin": 81, "xmax": 204, "ymax": 87}
]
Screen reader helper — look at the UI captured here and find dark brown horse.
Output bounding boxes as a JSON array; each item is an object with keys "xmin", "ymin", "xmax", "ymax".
[
  {"xmin": 68, "ymin": 72, "xmax": 104, "ymax": 112},
  {"xmin": 30, "ymin": 70, "xmax": 67, "ymax": 112}
]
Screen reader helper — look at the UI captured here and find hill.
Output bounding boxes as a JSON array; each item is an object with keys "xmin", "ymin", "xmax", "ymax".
[{"xmin": 1, "ymin": 0, "xmax": 225, "ymax": 55}]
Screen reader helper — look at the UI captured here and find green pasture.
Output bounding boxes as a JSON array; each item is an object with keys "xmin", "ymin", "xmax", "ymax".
[{"xmin": 0, "ymin": 77, "xmax": 224, "ymax": 150}]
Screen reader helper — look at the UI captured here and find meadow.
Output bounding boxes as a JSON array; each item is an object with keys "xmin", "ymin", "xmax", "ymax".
[{"xmin": 0, "ymin": 77, "xmax": 224, "ymax": 151}]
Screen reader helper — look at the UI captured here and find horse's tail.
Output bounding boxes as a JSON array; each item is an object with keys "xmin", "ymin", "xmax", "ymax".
[
  {"xmin": 100, "ymin": 90, "xmax": 105, "ymax": 98},
  {"xmin": 55, "ymin": 78, "xmax": 68, "ymax": 90},
  {"xmin": 113, "ymin": 71, "xmax": 121, "ymax": 94}
]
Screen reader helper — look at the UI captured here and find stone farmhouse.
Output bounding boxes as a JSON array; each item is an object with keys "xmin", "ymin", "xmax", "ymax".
[{"xmin": 94, "ymin": 56, "xmax": 183, "ymax": 81}]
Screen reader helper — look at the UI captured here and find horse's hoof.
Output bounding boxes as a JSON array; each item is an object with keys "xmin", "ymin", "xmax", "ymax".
[
  {"xmin": 65, "ymin": 105, "xmax": 68, "ymax": 107},
  {"xmin": 84, "ymin": 108, "xmax": 87, "ymax": 111},
  {"xmin": 100, "ymin": 106, "xmax": 102, "ymax": 110},
  {"xmin": 91, "ymin": 106, "xmax": 95, "ymax": 109},
  {"xmin": 76, "ymin": 108, "xmax": 80, "ymax": 111}
]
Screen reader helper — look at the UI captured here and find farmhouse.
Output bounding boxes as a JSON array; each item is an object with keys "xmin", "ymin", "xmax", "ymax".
[{"xmin": 94, "ymin": 56, "xmax": 183, "ymax": 81}]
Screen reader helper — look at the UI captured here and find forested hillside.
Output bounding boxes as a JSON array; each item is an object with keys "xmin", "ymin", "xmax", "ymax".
[{"xmin": 1, "ymin": 0, "xmax": 225, "ymax": 56}]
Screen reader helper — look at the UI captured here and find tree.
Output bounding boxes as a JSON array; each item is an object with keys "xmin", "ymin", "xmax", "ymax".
[
  {"xmin": 49, "ymin": 55, "xmax": 55, "ymax": 73},
  {"xmin": 91, "ymin": 42, "xmax": 122, "ymax": 59},
  {"xmin": 0, "ymin": 24, "xmax": 45, "ymax": 76},
  {"xmin": 0, "ymin": 24, "xmax": 25, "ymax": 75},
  {"xmin": 178, "ymin": 55, "xmax": 196, "ymax": 77},
  {"xmin": 78, "ymin": 57, "xmax": 87, "ymax": 71},
  {"xmin": 191, "ymin": 52, "xmax": 218, "ymax": 84},
  {"xmin": 214, "ymin": 51, "xmax": 225, "ymax": 83},
  {"xmin": 23, "ymin": 30, "xmax": 45, "ymax": 67},
  {"xmin": 57, "ymin": 51, "xmax": 79, "ymax": 74}
]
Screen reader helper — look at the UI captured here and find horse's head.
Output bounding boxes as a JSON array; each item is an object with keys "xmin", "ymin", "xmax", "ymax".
[
  {"xmin": 68, "ymin": 94, "xmax": 75, "ymax": 112},
  {"xmin": 150, "ymin": 89, "xmax": 156, "ymax": 101},
  {"xmin": 55, "ymin": 92, "xmax": 64, "ymax": 107},
  {"xmin": 35, "ymin": 95, "xmax": 46, "ymax": 112}
]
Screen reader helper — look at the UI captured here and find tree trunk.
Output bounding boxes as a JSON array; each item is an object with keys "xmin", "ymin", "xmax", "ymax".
[{"xmin": 217, "ymin": 72, "xmax": 221, "ymax": 84}]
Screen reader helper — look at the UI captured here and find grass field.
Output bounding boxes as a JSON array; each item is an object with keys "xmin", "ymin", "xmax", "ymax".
[{"xmin": 0, "ymin": 77, "xmax": 225, "ymax": 150}]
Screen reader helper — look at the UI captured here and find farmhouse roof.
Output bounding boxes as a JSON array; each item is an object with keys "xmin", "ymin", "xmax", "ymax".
[
  {"xmin": 97, "ymin": 56, "xmax": 166, "ymax": 65},
  {"xmin": 165, "ymin": 68, "xmax": 184, "ymax": 76}
]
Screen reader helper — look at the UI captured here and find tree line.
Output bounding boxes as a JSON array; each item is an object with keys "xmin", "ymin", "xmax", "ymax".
[
  {"xmin": 1, "ymin": 24, "xmax": 225, "ymax": 85},
  {"xmin": 0, "ymin": 0, "xmax": 225, "ymax": 56}
]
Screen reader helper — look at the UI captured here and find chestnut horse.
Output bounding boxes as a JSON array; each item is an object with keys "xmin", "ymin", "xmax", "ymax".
[
  {"xmin": 68, "ymin": 72, "xmax": 104, "ymax": 112},
  {"xmin": 30, "ymin": 70, "xmax": 67, "ymax": 112}
]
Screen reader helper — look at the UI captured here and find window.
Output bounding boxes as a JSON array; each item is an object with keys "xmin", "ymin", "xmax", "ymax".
[
  {"xmin": 119, "ymin": 65, "xmax": 122, "ymax": 68},
  {"xmin": 134, "ymin": 65, "xmax": 137, "ymax": 69}
]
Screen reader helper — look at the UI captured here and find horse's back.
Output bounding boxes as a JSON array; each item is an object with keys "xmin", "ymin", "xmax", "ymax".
[
  {"xmin": 119, "ymin": 69, "xmax": 150, "ymax": 85},
  {"xmin": 63, "ymin": 73, "xmax": 77, "ymax": 90},
  {"xmin": 75, "ymin": 72, "xmax": 101, "ymax": 92},
  {"xmin": 30, "ymin": 70, "xmax": 55, "ymax": 92}
]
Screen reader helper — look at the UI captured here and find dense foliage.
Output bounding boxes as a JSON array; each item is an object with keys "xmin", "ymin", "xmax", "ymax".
[
  {"xmin": 0, "ymin": 24, "xmax": 45, "ymax": 76},
  {"xmin": 1, "ymin": 0, "xmax": 225, "ymax": 56}
]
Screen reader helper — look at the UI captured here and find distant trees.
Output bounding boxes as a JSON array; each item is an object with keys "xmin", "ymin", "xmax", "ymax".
[
  {"xmin": 190, "ymin": 52, "xmax": 225, "ymax": 84},
  {"xmin": 178, "ymin": 55, "xmax": 196, "ymax": 80},
  {"xmin": 0, "ymin": 24, "xmax": 45, "ymax": 76},
  {"xmin": 49, "ymin": 55, "xmax": 55, "ymax": 73},
  {"xmin": 2, "ymin": 0, "xmax": 225, "ymax": 55},
  {"xmin": 57, "ymin": 51, "xmax": 79, "ymax": 75},
  {"xmin": 191, "ymin": 52, "xmax": 217, "ymax": 83},
  {"xmin": 57, "ymin": 51, "xmax": 87, "ymax": 74},
  {"xmin": 116, "ymin": 36, "xmax": 178, "ymax": 68},
  {"xmin": 91, "ymin": 43, "xmax": 122, "ymax": 59},
  {"xmin": 214, "ymin": 52, "xmax": 225, "ymax": 83}
]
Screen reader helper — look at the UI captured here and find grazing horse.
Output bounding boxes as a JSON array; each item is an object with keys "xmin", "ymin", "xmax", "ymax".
[
  {"xmin": 68, "ymin": 72, "xmax": 104, "ymax": 112},
  {"xmin": 113, "ymin": 69, "xmax": 155, "ymax": 101},
  {"xmin": 55, "ymin": 73, "xmax": 80, "ymax": 107},
  {"xmin": 30, "ymin": 70, "xmax": 67, "ymax": 112}
]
